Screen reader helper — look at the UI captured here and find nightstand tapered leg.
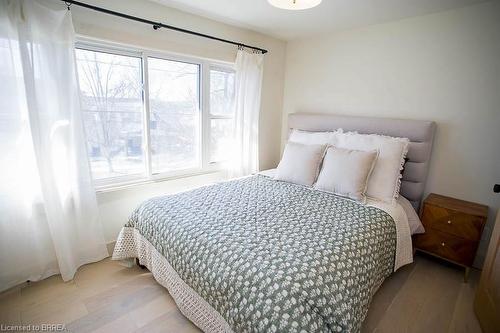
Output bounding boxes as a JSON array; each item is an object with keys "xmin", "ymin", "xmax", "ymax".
[{"xmin": 464, "ymin": 267, "xmax": 470, "ymax": 283}]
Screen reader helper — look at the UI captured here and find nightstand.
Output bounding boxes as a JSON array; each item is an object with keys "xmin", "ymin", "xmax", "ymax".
[{"xmin": 413, "ymin": 193, "xmax": 488, "ymax": 282}]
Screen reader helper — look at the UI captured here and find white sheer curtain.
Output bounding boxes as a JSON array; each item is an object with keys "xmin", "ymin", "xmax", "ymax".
[
  {"xmin": 229, "ymin": 49, "xmax": 264, "ymax": 178},
  {"xmin": 0, "ymin": 0, "xmax": 108, "ymax": 292}
]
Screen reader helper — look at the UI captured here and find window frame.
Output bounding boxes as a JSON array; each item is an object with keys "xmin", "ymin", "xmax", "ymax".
[
  {"xmin": 208, "ymin": 66, "xmax": 237, "ymax": 164},
  {"xmin": 75, "ymin": 38, "xmax": 235, "ymax": 191}
]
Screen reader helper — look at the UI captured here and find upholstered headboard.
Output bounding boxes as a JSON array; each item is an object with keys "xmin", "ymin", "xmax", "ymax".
[{"xmin": 288, "ymin": 113, "xmax": 436, "ymax": 211}]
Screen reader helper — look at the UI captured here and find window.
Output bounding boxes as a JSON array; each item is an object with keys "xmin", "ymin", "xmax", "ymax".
[
  {"xmin": 209, "ymin": 68, "xmax": 236, "ymax": 163},
  {"xmin": 75, "ymin": 49, "xmax": 144, "ymax": 181},
  {"xmin": 148, "ymin": 58, "xmax": 200, "ymax": 173},
  {"xmin": 75, "ymin": 43, "xmax": 235, "ymax": 188}
]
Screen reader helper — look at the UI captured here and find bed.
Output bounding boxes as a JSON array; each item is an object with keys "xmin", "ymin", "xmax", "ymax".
[{"xmin": 113, "ymin": 113, "xmax": 436, "ymax": 333}]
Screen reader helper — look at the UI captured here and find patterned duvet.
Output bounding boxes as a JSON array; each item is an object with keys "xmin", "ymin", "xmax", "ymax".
[{"xmin": 115, "ymin": 175, "xmax": 396, "ymax": 333}]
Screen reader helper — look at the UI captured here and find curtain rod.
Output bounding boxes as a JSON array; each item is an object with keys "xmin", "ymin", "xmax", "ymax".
[{"xmin": 62, "ymin": 0, "xmax": 268, "ymax": 54}]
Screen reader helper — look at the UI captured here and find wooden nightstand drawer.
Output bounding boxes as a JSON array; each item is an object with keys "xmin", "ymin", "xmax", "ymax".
[
  {"xmin": 421, "ymin": 204, "xmax": 484, "ymax": 241},
  {"xmin": 414, "ymin": 228, "xmax": 478, "ymax": 266}
]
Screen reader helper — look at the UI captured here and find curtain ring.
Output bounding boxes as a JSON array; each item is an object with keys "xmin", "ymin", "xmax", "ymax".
[{"xmin": 65, "ymin": 2, "xmax": 72, "ymax": 10}]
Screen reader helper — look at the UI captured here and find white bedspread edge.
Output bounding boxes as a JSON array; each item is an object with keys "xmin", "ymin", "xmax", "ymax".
[
  {"xmin": 112, "ymin": 227, "xmax": 233, "ymax": 333},
  {"xmin": 366, "ymin": 199, "xmax": 413, "ymax": 271}
]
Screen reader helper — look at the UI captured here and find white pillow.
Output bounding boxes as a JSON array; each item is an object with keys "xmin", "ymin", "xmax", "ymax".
[
  {"xmin": 314, "ymin": 147, "xmax": 378, "ymax": 202},
  {"xmin": 289, "ymin": 129, "xmax": 339, "ymax": 145},
  {"xmin": 274, "ymin": 142, "xmax": 326, "ymax": 186},
  {"xmin": 398, "ymin": 196, "xmax": 425, "ymax": 234},
  {"xmin": 333, "ymin": 131, "xmax": 409, "ymax": 204}
]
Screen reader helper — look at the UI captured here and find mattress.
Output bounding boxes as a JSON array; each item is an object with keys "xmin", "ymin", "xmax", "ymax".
[{"xmin": 113, "ymin": 174, "xmax": 412, "ymax": 332}]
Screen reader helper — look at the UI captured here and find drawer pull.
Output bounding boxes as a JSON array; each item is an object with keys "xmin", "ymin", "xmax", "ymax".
[
  {"xmin": 447, "ymin": 220, "xmax": 452, "ymax": 225},
  {"xmin": 441, "ymin": 242, "xmax": 446, "ymax": 247}
]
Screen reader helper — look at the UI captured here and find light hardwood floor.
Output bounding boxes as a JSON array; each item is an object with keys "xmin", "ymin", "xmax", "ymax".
[{"xmin": 0, "ymin": 253, "xmax": 482, "ymax": 333}]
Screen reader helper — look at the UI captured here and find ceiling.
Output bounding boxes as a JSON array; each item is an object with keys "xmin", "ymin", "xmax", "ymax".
[{"xmin": 152, "ymin": 0, "xmax": 488, "ymax": 40}]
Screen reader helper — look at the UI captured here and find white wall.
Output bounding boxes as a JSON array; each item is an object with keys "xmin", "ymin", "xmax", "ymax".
[
  {"xmin": 283, "ymin": 1, "xmax": 500, "ymax": 267},
  {"xmin": 283, "ymin": 2, "xmax": 500, "ymax": 264},
  {"xmin": 52, "ymin": 0, "xmax": 287, "ymax": 242}
]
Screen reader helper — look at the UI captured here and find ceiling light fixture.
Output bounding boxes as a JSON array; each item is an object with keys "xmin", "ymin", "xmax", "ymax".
[{"xmin": 267, "ymin": 0, "xmax": 322, "ymax": 10}]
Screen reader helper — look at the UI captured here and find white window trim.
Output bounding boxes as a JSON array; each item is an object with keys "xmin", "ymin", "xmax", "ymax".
[{"xmin": 75, "ymin": 38, "xmax": 235, "ymax": 191}]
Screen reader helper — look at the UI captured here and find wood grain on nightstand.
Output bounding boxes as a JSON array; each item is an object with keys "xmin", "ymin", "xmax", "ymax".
[
  {"xmin": 421, "ymin": 204, "xmax": 484, "ymax": 241},
  {"xmin": 413, "ymin": 193, "xmax": 488, "ymax": 281},
  {"xmin": 414, "ymin": 229, "xmax": 477, "ymax": 265}
]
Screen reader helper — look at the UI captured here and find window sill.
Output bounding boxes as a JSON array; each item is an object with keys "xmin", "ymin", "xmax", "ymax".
[{"xmin": 95, "ymin": 169, "xmax": 226, "ymax": 194}]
